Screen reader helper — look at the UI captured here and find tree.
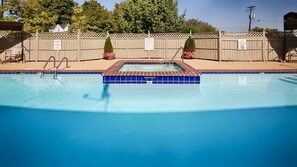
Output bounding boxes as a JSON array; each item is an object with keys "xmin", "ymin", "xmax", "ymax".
[
  {"xmin": 20, "ymin": 0, "xmax": 58, "ymax": 32},
  {"xmin": 181, "ymin": 19, "xmax": 217, "ymax": 33},
  {"xmin": 69, "ymin": 4, "xmax": 86, "ymax": 32},
  {"xmin": 103, "ymin": 37, "xmax": 115, "ymax": 60},
  {"xmin": 183, "ymin": 36, "xmax": 195, "ymax": 59},
  {"xmin": 104, "ymin": 37, "xmax": 114, "ymax": 53},
  {"xmin": 111, "ymin": 2, "xmax": 129, "ymax": 33},
  {"xmin": 71, "ymin": 0, "xmax": 111, "ymax": 32},
  {"xmin": 0, "ymin": 0, "xmax": 6, "ymax": 20},
  {"xmin": 253, "ymin": 26, "xmax": 282, "ymax": 37},
  {"xmin": 253, "ymin": 26, "xmax": 280, "ymax": 33},
  {"xmin": 4, "ymin": 0, "xmax": 75, "ymax": 32},
  {"xmin": 152, "ymin": 0, "xmax": 181, "ymax": 33},
  {"xmin": 49, "ymin": 0, "xmax": 75, "ymax": 25},
  {"xmin": 252, "ymin": 26, "xmax": 264, "ymax": 32},
  {"xmin": 112, "ymin": 0, "xmax": 181, "ymax": 33},
  {"xmin": 0, "ymin": 0, "xmax": 22, "ymax": 21}
]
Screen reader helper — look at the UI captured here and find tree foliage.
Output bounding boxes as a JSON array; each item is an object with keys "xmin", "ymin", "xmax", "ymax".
[
  {"xmin": 1, "ymin": 0, "xmax": 217, "ymax": 34},
  {"xmin": 184, "ymin": 36, "xmax": 195, "ymax": 52},
  {"xmin": 181, "ymin": 19, "xmax": 217, "ymax": 33},
  {"xmin": 78, "ymin": 0, "xmax": 112, "ymax": 33},
  {"xmin": 104, "ymin": 37, "xmax": 114, "ymax": 53},
  {"xmin": 69, "ymin": 4, "xmax": 85, "ymax": 32},
  {"xmin": 253, "ymin": 26, "xmax": 282, "ymax": 37},
  {"xmin": 21, "ymin": 0, "xmax": 58, "ymax": 32},
  {"xmin": 253, "ymin": 26, "xmax": 280, "ymax": 33},
  {"xmin": 0, "ymin": 0, "xmax": 21, "ymax": 21},
  {"xmin": 2, "ymin": 0, "xmax": 75, "ymax": 32},
  {"xmin": 113, "ymin": 0, "xmax": 181, "ymax": 33},
  {"xmin": 0, "ymin": 0, "xmax": 3, "ymax": 20}
]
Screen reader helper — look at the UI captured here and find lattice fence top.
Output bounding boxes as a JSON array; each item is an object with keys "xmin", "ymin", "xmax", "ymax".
[
  {"xmin": 0, "ymin": 32, "xmax": 22, "ymax": 38},
  {"xmin": 38, "ymin": 33, "xmax": 77, "ymax": 39},
  {"xmin": 15, "ymin": 32, "xmax": 297, "ymax": 39},
  {"xmin": 110, "ymin": 33, "xmax": 147, "ymax": 39},
  {"xmin": 108, "ymin": 33, "xmax": 219, "ymax": 39},
  {"xmin": 286, "ymin": 32, "xmax": 297, "ymax": 37},
  {"xmin": 265, "ymin": 31, "xmax": 297, "ymax": 38},
  {"xmin": 192, "ymin": 32, "xmax": 219, "ymax": 38},
  {"xmin": 0, "ymin": 32, "xmax": 10, "ymax": 38},
  {"xmin": 81, "ymin": 32, "xmax": 106, "ymax": 38},
  {"xmin": 0, "ymin": 32, "xmax": 33, "ymax": 40},
  {"xmin": 151, "ymin": 33, "xmax": 188, "ymax": 38},
  {"xmin": 222, "ymin": 32, "xmax": 264, "ymax": 38},
  {"xmin": 30, "ymin": 33, "xmax": 37, "ymax": 38}
]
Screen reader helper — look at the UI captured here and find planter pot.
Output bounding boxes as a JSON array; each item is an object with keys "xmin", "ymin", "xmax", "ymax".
[
  {"xmin": 103, "ymin": 52, "xmax": 116, "ymax": 60},
  {"xmin": 183, "ymin": 51, "xmax": 194, "ymax": 59}
]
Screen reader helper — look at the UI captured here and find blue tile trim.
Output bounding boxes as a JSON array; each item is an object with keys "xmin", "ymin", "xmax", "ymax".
[{"xmin": 103, "ymin": 76, "xmax": 201, "ymax": 84}]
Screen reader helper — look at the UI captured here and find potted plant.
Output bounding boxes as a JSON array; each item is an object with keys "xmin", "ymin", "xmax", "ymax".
[
  {"xmin": 103, "ymin": 37, "xmax": 116, "ymax": 60},
  {"xmin": 183, "ymin": 36, "xmax": 196, "ymax": 59}
]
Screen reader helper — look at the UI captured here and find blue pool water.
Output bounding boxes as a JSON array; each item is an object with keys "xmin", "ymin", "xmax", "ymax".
[
  {"xmin": 119, "ymin": 64, "xmax": 183, "ymax": 72},
  {"xmin": 0, "ymin": 74, "xmax": 297, "ymax": 167}
]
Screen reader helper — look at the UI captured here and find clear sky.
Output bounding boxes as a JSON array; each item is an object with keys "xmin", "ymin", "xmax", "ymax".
[{"xmin": 76, "ymin": 0, "xmax": 296, "ymax": 32}]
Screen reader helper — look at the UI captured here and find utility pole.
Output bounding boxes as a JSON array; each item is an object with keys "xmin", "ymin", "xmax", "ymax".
[{"xmin": 247, "ymin": 6, "xmax": 256, "ymax": 32}]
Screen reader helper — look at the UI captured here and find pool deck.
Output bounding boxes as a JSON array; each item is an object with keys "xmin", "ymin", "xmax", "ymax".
[{"xmin": 1, "ymin": 59, "xmax": 297, "ymax": 73}]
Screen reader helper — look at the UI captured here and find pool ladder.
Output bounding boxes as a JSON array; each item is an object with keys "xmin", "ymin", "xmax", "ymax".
[
  {"xmin": 167, "ymin": 47, "xmax": 184, "ymax": 65},
  {"xmin": 41, "ymin": 56, "xmax": 70, "ymax": 78}
]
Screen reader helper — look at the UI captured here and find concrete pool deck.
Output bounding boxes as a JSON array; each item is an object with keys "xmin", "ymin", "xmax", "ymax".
[{"xmin": 1, "ymin": 59, "xmax": 297, "ymax": 72}]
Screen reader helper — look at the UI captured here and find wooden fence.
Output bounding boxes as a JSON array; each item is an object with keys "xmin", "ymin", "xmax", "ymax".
[{"xmin": 1, "ymin": 31, "xmax": 297, "ymax": 62}]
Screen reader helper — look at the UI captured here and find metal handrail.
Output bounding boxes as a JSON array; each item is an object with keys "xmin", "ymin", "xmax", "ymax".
[
  {"xmin": 41, "ymin": 56, "xmax": 56, "ymax": 78},
  {"xmin": 168, "ymin": 47, "xmax": 184, "ymax": 64},
  {"xmin": 56, "ymin": 57, "xmax": 70, "ymax": 71},
  {"xmin": 41, "ymin": 56, "xmax": 70, "ymax": 78},
  {"xmin": 43, "ymin": 56, "xmax": 56, "ymax": 70}
]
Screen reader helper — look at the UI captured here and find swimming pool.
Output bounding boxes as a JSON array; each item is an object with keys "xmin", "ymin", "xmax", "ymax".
[{"xmin": 0, "ymin": 74, "xmax": 297, "ymax": 167}]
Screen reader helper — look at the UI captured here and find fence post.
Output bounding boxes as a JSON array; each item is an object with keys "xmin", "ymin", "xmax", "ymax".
[
  {"xmin": 262, "ymin": 30, "xmax": 266, "ymax": 62},
  {"xmin": 77, "ymin": 29, "xmax": 81, "ymax": 61},
  {"xmin": 147, "ymin": 31, "xmax": 151, "ymax": 59},
  {"xmin": 165, "ymin": 36, "xmax": 168, "ymax": 59},
  {"xmin": 218, "ymin": 30, "xmax": 222, "ymax": 62},
  {"xmin": 282, "ymin": 32, "xmax": 287, "ymax": 62},
  {"xmin": 126, "ymin": 36, "xmax": 129, "ymax": 58},
  {"xmin": 35, "ymin": 30, "xmax": 39, "ymax": 62}
]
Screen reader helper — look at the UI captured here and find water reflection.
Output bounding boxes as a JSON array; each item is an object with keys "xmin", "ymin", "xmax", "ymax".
[
  {"xmin": 84, "ymin": 84, "xmax": 110, "ymax": 112},
  {"xmin": 1, "ymin": 74, "xmax": 297, "ymax": 113}
]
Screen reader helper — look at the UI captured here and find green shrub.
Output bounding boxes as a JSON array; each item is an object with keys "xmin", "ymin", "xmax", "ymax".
[
  {"xmin": 104, "ymin": 37, "xmax": 113, "ymax": 53},
  {"xmin": 184, "ymin": 36, "xmax": 196, "ymax": 52}
]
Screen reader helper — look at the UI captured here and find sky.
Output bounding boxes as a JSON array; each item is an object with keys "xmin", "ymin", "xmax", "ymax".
[{"xmin": 76, "ymin": 0, "xmax": 296, "ymax": 32}]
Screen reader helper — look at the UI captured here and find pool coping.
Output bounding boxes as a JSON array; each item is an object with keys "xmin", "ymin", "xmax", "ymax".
[
  {"xmin": 102, "ymin": 60, "xmax": 201, "ymax": 77},
  {"xmin": 0, "ymin": 70, "xmax": 103, "ymax": 74},
  {"xmin": 1, "ymin": 69, "xmax": 297, "ymax": 74},
  {"xmin": 200, "ymin": 69, "xmax": 297, "ymax": 74}
]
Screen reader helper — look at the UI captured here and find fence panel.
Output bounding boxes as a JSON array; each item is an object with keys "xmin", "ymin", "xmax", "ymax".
[
  {"xmin": 221, "ymin": 32, "xmax": 266, "ymax": 61},
  {"xmin": 195, "ymin": 38, "xmax": 219, "ymax": 60},
  {"xmin": 1, "ymin": 32, "xmax": 297, "ymax": 62}
]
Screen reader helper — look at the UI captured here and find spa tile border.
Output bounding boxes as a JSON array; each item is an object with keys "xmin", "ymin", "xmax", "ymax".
[
  {"xmin": 102, "ymin": 60, "xmax": 201, "ymax": 84},
  {"xmin": 102, "ymin": 60, "xmax": 201, "ymax": 77}
]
